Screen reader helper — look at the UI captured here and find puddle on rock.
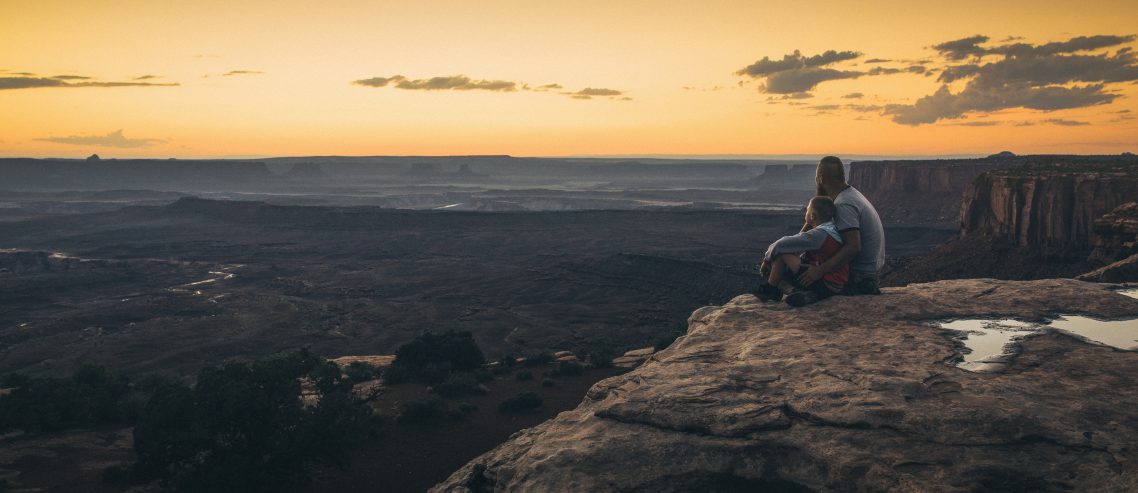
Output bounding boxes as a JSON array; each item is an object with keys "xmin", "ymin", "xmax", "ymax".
[{"xmin": 935, "ymin": 314, "xmax": 1138, "ymax": 372}]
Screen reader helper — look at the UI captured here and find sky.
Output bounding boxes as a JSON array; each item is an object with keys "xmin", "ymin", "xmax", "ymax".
[{"xmin": 2, "ymin": 0, "xmax": 1137, "ymax": 158}]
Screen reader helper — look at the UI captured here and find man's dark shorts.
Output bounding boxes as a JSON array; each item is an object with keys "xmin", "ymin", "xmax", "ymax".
[{"xmin": 842, "ymin": 270, "xmax": 881, "ymax": 295}]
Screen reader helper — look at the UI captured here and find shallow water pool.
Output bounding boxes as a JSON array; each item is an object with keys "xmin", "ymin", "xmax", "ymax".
[{"xmin": 934, "ymin": 306, "xmax": 1138, "ymax": 372}]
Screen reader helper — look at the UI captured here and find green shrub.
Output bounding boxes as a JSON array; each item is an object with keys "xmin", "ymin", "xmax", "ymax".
[
  {"xmin": 472, "ymin": 370, "xmax": 494, "ymax": 383},
  {"xmin": 541, "ymin": 378, "xmax": 556, "ymax": 388},
  {"xmin": 497, "ymin": 392, "xmax": 543, "ymax": 413},
  {"xmin": 343, "ymin": 362, "xmax": 378, "ymax": 383},
  {"xmin": 393, "ymin": 331, "xmax": 485, "ymax": 380},
  {"xmin": 397, "ymin": 396, "xmax": 463, "ymax": 424},
  {"xmin": 550, "ymin": 361, "xmax": 584, "ymax": 378},
  {"xmin": 514, "ymin": 370, "xmax": 533, "ymax": 381},
  {"xmin": 523, "ymin": 353, "xmax": 554, "ymax": 367},
  {"xmin": 586, "ymin": 348, "xmax": 617, "ymax": 369},
  {"xmin": 432, "ymin": 373, "xmax": 484, "ymax": 397},
  {"xmin": 130, "ymin": 349, "xmax": 376, "ymax": 492},
  {"xmin": 0, "ymin": 365, "xmax": 132, "ymax": 433},
  {"xmin": 382, "ymin": 365, "xmax": 411, "ymax": 384}
]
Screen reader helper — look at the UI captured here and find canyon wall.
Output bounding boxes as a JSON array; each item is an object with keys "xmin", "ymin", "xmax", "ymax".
[
  {"xmin": 959, "ymin": 158, "xmax": 1138, "ymax": 257},
  {"xmin": 849, "ymin": 158, "xmax": 1018, "ymax": 227}
]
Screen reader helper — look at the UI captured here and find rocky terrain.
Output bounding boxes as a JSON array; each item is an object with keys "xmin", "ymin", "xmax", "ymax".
[
  {"xmin": 960, "ymin": 160, "xmax": 1138, "ymax": 255},
  {"xmin": 434, "ymin": 279, "xmax": 1138, "ymax": 492},
  {"xmin": 849, "ymin": 154, "xmax": 1138, "ymax": 229},
  {"xmin": 882, "ymin": 157, "xmax": 1138, "ymax": 285}
]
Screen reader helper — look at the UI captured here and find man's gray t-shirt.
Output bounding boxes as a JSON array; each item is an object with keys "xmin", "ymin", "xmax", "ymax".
[{"xmin": 833, "ymin": 186, "xmax": 885, "ymax": 273}]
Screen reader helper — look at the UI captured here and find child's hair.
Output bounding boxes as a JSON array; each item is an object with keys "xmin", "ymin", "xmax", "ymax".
[{"xmin": 808, "ymin": 196, "xmax": 836, "ymax": 222}]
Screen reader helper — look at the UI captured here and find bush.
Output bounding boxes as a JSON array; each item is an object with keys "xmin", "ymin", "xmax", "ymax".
[
  {"xmin": 130, "ymin": 349, "xmax": 376, "ymax": 492},
  {"xmin": 392, "ymin": 331, "xmax": 485, "ymax": 380},
  {"xmin": 522, "ymin": 353, "xmax": 553, "ymax": 367},
  {"xmin": 458, "ymin": 402, "xmax": 478, "ymax": 414},
  {"xmin": 497, "ymin": 392, "xmax": 543, "ymax": 413},
  {"xmin": 514, "ymin": 371, "xmax": 533, "ymax": 381},
  {"xmin": 343, "ymin": 362, "xmax": 378, "ymax": 383},
  {"xmin": 498, "ymin": 354, "xmax": 518, "ymax": 368},
  {"xmin": 432, "ymin": 373, "xmax": 485, "ymax": 398},
  {"xmin": 382, "ymin": 365, "xmax": 411, "ymax": 384},
  {"xmin": 0, "ymin": 365, "xmax": 132, "ymax": 433},
  {"xmin": 586, "ymin": 348, "xmax": 617, "ymax": 369},
  {"xmin": 550, "ymin": 361, "xmax": 584, "ymax": 378},
  {"xmin": 397, "ymin": 395, "xmax": 455, "ymax": 424},
  {"xmin": 541, "ymin": 378, "xmax": 556, "ymax": 388},
  {"xmin": 472, "ymin": 370, "xmax": 494, "ymax": 383}
]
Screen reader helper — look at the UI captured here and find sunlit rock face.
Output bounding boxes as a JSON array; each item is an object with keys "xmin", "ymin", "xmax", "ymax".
[
  {"xmin": 960, "ymin": 159, "xmax": 1138, "ymax": 257},
  {"xmin": 433, "ymin": 279, "xmax": 1138, "ymax": 492}
]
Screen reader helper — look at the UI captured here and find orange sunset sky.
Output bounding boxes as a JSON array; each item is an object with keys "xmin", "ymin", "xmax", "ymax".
[{"xmin": 2, "ymin": 0, "xmax": 1137, "ymax": 158}]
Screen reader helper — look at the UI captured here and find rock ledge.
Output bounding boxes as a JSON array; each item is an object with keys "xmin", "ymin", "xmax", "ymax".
[{"xmin": 433, "ymin": 279, "xmax": 1138, "ymax": 492}]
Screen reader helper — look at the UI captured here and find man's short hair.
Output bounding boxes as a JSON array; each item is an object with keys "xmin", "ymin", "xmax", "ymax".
[
  {"xmin": 809, "ymin": 195, "xmax": 836, "ymax": 222},
  {"xmin": 818, "ymin": 155, "xmax": 845, "ymax": 184}
]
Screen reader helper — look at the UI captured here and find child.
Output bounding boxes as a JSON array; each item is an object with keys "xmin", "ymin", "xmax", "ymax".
[{"xmin": 756, "ymin": 196, "xmax": 848, "ymax": 306}]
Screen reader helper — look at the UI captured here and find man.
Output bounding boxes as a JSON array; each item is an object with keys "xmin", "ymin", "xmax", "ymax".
[{"xmin": 794, "ymin": 155, "xmax": 885, "ymax": 304}]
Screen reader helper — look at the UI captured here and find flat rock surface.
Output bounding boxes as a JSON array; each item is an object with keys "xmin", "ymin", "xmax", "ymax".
[{"xmin": 433, "ymin": 279, "xmax": 1138, "ymax": 492}]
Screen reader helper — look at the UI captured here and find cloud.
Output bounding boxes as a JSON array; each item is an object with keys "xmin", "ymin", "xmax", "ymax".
[
  {"xmin": 222, "ymin": 70, "xmax": 263, "ymax": 76},
  {"xmin": 934, "ymin": 34, "xmax": 1136, "ymax": 61},
  {"xmin": 737, "ymin": 49, "xmax": 865, "ymax": 94},
  {"xmin": 766, "ymin": 92, "xmax": 813, "ymax": 100},
  {"xmin": 353, "ymin": 75, "xmax": 627, "ymax": 100},
  {"xmin": 353, "ymin": 76, "xmax": 403, "ymax": 87},
  {"xmin": 864, "ymin": 58, "xmax": 891, "ymax": 64},
  {"xmin": 951, "ymin": 120, "xmax": 1001, "ymax": 127},
  {"xmin": 765, "ymin": 67, "xmax": 863, "ymax": 94},
  {"xmin": 932, "ymin": 35, "xmax": 990, "ymax": 60},
  {"xmin": 842, "ymin": 92, "xmax": 864, "ymax": 99},
  {"xmin": 991, "ymin": 35, "xmax": 1136, "ymax": 57},
  {"xmin": 886, "ymin": 34, "xmax": 1138, "ymax": 124},
  {"xmin": 737, "ymin": 49, "xmax": 861, "ymax": 76},
  {"xmin": 885, "ymin": 83, "xmax": 1116, "ymax": 124},
  {"xmin": 0, "ymin": 75, "xmax": 178, "ymax": 90},
  {"xmin": 867, "ymin": 67, "xmax": 902, "ymax": 75},
  {"xmin": 133, "ymin": 75, "xmax": 161, "ymax": 80},
  {"xmin": 1040, "ymin": 118, "xmax": 1090, "ymax": 126},
  {"xmin": 0, "ymin": 77, "xmax": 67, "ymax": 89},
  {"xmin": 574, "ymin": 87, "xmax": 623, "ymax": 96},
  {"xmin": 947, "ymin": 118, "xmax": 1088, "ymax": 127},
  {"xmin": 37, "ymin": 129, "xmax": 165, "ymax": 148},
  {"xmin": 353, "ymin": 74, "xmax": 516, "ymax": 91},
  {"xmin": 566, "ymin": 88, "xmax": 628, "ymax": 100}
]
